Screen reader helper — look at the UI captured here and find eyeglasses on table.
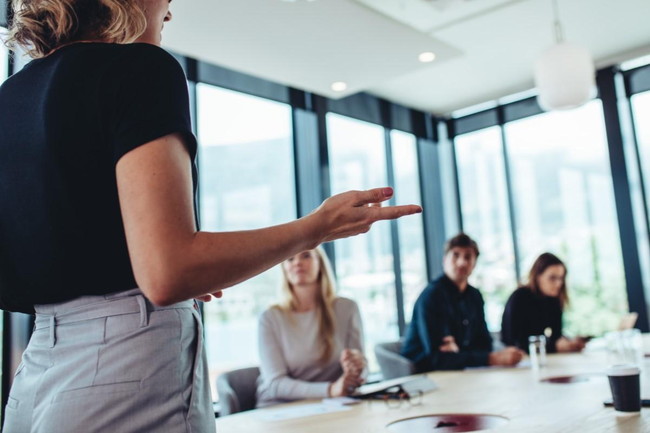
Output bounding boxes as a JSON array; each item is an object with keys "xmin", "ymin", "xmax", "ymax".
[{"xmin": 364, "ymin": 385, "xmax": 424, "ymax": 409}]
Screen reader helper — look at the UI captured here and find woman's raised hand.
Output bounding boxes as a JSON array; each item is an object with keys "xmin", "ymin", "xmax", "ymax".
[
  {"xmin": 305, "ymin": 187, "xmax": 422, "ymax": 246},
  {"xmin": 329, "ymin": 349, "xmax": 367, "ymax": 397},
  {"xmin": 340, "ymin": 349, "xmax": 366, "ymax": 376}
]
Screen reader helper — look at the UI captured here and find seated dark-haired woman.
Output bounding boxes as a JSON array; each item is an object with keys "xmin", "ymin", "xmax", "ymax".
[{"xmin": 501, "ymin": 253, "xmax": 586, "ymax": 354}]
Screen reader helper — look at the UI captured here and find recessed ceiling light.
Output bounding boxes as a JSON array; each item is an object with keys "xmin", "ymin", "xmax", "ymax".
[
  {"xmin": 418, "ymin": 52, "xmax": 436, "ymax": 63},
  {"xmin": 331, "ymin": 82, "xmax": 347, "ymax": 92}
]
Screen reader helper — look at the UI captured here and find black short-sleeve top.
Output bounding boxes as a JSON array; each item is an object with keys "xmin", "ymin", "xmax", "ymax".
[{"xmin": 0, "ymin": 43, "xmax": 198, "ymax": 313}]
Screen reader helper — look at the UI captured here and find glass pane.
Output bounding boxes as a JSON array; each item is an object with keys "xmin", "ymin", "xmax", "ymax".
[
  {"xmin": 504, "ymin": 100, "xmax": 628, "ymax": 337},
  {"xmin": 7, "ymin": 42, "xmax": 30, "ymax": 75},
  {"xmin": 326, "ymin": 113, "xmax": 394, "ymax": 371},
  {"xmin": 455, "ymin": 127, "xmax": 517, "ymax": 331},
  {"xmin": 0, "ymin": 27, "xmax": 6, "ymax": 420},
  {"xmin": 196, "ymin": 84, "xmax": 296, "ymax": 399},
  {"xmin": 1, "ymin": 28, "xmax": 7, "ymax": 83},
  {"xmin": 390, "ymin": 130, "xmax": 428, "ymax": 324},
  {"xmin": 630, "ymin": 91, "xmax": 650, "ymax": 313}
]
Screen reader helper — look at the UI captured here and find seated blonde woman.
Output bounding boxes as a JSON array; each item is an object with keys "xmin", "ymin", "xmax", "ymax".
[{"xmin": 256, "ymin": 248, "xmax": 366, "ymax": 408}]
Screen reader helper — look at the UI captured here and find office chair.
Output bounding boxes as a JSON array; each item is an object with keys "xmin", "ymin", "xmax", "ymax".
[
  {"xmin": 216, "ymin": 366, "xmax": 260, "ymax": 416},
  {"xmin": 374, "ymin": 340, "xmax": 415, "ymax": 380}
]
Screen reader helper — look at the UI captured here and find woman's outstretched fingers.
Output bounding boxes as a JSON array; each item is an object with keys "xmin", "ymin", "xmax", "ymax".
[
  {"xmin": 355, "ymin": 188, "xmax": 422, "ymax": 218},
  {"xmin": 353, "ymin": 187, "xmax": 394, "ymax": 207},
  {"xmin": 372, "ymin": 204, "xmax": 422, "ymax": 221},
  {"xmin": 310, "ymin": 187, "xmax": 422, "ymax": 244}
]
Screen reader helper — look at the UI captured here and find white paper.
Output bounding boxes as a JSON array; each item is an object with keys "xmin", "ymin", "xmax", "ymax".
[
  {"xmin": 255, "ymin": 403, "xmax": 352, "ymax": 422},
  {"xmin": 322, "ymin": 396, "xmax": 362, "ymax": 406}
]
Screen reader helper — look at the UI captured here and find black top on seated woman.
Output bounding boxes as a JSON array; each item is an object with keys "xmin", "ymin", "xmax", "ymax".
[{"xmin": 501, "ymin": 252, "xmax": 586, "ymax": 354}]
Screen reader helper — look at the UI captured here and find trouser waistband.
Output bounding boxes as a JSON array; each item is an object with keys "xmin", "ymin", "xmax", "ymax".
[{"xmin": 33, "ymin": 289, "xmax": 195, "ymax": 348}]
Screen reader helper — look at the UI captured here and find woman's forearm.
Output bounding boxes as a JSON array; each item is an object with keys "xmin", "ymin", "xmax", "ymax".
[{"xmin": 145, "ymin": 217, "xmax": 318, "ymax": 305}]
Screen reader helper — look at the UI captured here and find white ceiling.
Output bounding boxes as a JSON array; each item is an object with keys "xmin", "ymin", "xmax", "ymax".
[{"xmin": 163, "ymin": 0, "xmax": 650, "ymax": 115}]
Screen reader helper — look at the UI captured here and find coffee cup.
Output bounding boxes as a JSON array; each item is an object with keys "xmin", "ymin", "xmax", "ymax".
[{"xmin": 606, "ymin": 364, "xmax": 641, "ymax": 412}]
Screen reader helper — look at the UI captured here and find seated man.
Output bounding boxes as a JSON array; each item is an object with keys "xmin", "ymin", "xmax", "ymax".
[{"xmin": 401, "ymin": 233, "xmax": 524, "ymax": 371}]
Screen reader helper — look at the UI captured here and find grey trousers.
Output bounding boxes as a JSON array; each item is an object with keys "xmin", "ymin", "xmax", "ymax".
[{"xmin": 2, "ymin": 289, "xmax": 216, "ymax": 433}]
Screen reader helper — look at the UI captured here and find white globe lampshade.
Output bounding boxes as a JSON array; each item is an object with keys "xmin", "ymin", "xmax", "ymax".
[{"xmin": 534, "ymin": 42, "xmax": 596, "ymax": 111}]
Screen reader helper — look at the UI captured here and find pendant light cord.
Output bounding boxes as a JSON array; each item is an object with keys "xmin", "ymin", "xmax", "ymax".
[{"xmin": 552, "ymin": 0, "xmax": 564, "ymax": 43}]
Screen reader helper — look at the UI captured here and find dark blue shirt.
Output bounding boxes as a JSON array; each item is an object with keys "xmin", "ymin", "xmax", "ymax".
[{"xmin": 401, "ymin": 274, "xmax": 492, "ymax": 371}]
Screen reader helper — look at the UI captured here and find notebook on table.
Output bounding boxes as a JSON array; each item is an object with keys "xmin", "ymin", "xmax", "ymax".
[{"xmin": 352, "ymin": 374, "xmax": 437, "ymax": 398}]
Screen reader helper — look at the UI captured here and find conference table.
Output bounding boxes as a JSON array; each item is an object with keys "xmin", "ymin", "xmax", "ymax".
[{"xmin": 215, "ymin": 340, "xmax": 650, "ymax": 433}]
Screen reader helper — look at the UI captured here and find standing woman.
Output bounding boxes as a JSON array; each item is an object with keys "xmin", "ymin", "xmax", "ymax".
[
  {"xmin": 501, "ymin": 253, "xmax": 586, "ymax": 354},
  {"xmin": 256, "ymin": 248, "xmax": 365, "ymax": 408},
  {"xmin": 0, "ymin": 1, "xmax": 421, "ymax": 431}
]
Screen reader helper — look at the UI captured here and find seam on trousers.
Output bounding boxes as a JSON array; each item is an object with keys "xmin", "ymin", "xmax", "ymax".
[
  {"xmin": 91, "ymin": 345, "xmax": 101, "ymax": 386},
  {"xmin": 174, "ymin": 309, "xmax": 192, "ymax": 433},
  {"xmin": 101, "ymin": 317, "xmax": 107, "ymax": 344},
  {"xmin": 34, "ymin": 343, "xmax": 55, "ymax": 430},
  {"xmin": 185, "ymin": 308, "xmax": 202, "ymax": 433}
]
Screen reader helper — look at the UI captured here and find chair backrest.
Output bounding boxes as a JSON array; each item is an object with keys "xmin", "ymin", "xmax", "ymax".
[
  {"xmin": 216, "ymin": 366, "xmax": 260, "ymax": 416},
  {"xmin": 374, "ymin": 340, "xmax": 415, "ymax": 380}
]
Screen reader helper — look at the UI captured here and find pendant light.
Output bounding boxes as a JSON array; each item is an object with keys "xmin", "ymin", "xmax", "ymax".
[{"xmin": 534, "ymin": 0, "xmax": 596, "ymax": 111}]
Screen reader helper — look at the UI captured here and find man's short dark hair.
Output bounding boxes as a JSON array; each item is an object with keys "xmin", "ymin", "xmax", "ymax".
[{"xmin": 444, "ymin": 233, "xmax": 480, "ymax": 257}]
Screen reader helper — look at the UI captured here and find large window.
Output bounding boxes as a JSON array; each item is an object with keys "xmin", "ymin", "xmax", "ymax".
[
  {"xmin": 455, "ymin": 127, "xmax": 517, "ymax": 330},
  {"xmin": 196, "ymin": 84, "xmax": 296, "ymax": 398},
  {"xmin": 505, "ymin": 100, "xmax": 628, "ymax": 336},
  {"xmin": 390, "ymin": 130, "xmax": 428, "ymax": 323},
  {"xmin": 630, "ymin": 90, "xmax": 650, "ymax": 312},
  {"xmin": 632, "ymin": 92, "xmax": 650, "ymax": 198},
  {"xmin": 326, "ymin": 113, "xmax": 395, "ymax": 370}
]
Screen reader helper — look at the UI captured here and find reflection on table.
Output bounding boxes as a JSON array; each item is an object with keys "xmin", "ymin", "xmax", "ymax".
[{"xmin": 215, "ymin": 336, "xmax": 650, "ymax": 433}]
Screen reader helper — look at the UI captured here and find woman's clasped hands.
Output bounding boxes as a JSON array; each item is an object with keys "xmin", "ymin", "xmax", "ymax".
[{"xmin": 329, "ymin": 349, "xmax": 367, "ymax": 397}]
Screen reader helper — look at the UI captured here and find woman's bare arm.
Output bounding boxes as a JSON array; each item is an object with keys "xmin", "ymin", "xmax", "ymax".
[{"xmin": 116, "ymin": 134, "xmax": 421, "ymax": 305}]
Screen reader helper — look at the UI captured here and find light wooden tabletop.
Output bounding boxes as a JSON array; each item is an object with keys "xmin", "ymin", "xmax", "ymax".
[{"xmin": 216, "ymin": 344, "xmax": 650, "ymax": 433}]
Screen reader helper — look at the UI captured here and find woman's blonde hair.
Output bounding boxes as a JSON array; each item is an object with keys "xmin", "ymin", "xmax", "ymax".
[
  {"xmin": 6, "ymin": 0, "xmax": 147, "ymax": 58},
  {"xmin": 276, "ymin": 247, "xmax": 337, "ymax": 364}
]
